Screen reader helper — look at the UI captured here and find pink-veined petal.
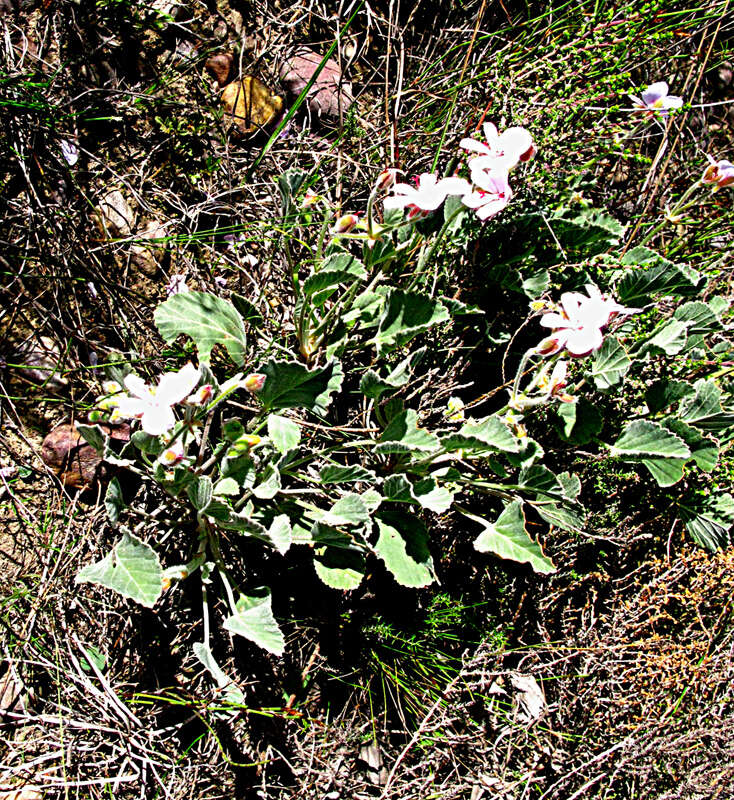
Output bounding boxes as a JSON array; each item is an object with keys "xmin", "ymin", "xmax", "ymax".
[
  {"xmin": 482, "ymin": 122, "xmax": 499, "ymax": 147},
  {"xmin": 156, "ymin": 363, "xmax": 202, "ymax": 405},
  {"xmin": 141, "ymin": 404, "xmax": 177, "ymax": 436},
  {"xmin": 115, "ymin": 396, "xmax": 147, "ymax": 418},
  {"xmin": 564, "ymin": 326, "xmax": 604, "ymax": 357},
  {"xmin": 539, "ymin": 312, "xmax": 570, "ymax": 329},
  {"xmin": 459, "ymin": 137, "xmax": 491, "ymax": 155},
  {"xmin": 124, "ymin": 374, "xmax": 152, "ymax": 399},
  {"xmin": 435, "ymin": 177, "xmax": 471, "ymax": 196}
]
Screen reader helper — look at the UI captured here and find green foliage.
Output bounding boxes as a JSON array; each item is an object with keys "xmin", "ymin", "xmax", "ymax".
[{"xmin": 76, "ymin": 530, "xmax": 163, "ymax": 608}]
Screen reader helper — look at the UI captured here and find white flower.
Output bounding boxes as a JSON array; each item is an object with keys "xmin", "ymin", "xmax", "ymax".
[
  {"xmin": 537, "ymin": 285, "xmax": 640, "ymax": 357},
  {"xmin": 116, "ymin": 363, "xmax": 201, "ymax": 435},
  {"xmin": 384, "ymin": 173, "xmax": 470, "ymax": 215},
  {"xmin": 462, "ymin": 169, "xmax": 513, "ymax": 221},
  {"xmin": 629, "ymin": 81, "xmax": 683, "ymax": 118},
  {"xmin": 460, "ymin": 122, "xmax": 536, "ymax": 172}
]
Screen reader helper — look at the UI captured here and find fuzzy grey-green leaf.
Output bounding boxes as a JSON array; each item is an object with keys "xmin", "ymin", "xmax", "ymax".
[{"xmin": 76, "ymin": 531, "xmax": 163, "ymax": 608}]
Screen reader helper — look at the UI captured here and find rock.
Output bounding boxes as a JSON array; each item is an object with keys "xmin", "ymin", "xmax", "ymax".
[
  {"xmin": 95, "ymin": 189, "xmax": 135, "ymax": 238},
  {"xmin": 279, "ymin": 47, "xmax": 353, "ymax": 120},
  {"xmin": 41, "ymin": 422, "xmax": 130, "ymax": 490},
  {"xmin": 130, "ymin": 219, "xmax": 169, "ymax": 277},
  {"xmin": 221, "ymin": 77, "xmax": 283, "ymax": 133},
  {"xmin": 205, "ymin": 52, "xmax": 234, "ymax": 87}
]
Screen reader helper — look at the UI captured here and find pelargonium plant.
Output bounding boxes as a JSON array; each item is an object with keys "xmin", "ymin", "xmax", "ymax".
[{"xmin": 73, "ymin": 103, "xmax": 734, "ymax": 696}]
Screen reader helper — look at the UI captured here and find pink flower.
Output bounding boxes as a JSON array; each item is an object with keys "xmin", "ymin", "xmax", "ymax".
[
  {"xmin": 462, "ymin": 169, "xmax": 513, "ymax": 221},
  {"xmin": 383, "ymin": 173, "xmax": 470, "ymax": 216},
  {"xmin": 629, "ymin": 81, "xmax": 683, "ymax": 118},
  {"xmin": 115, "ymin": 363, "xmax": 202, "ymax": 435},
  {"xmin": 460, "ymin": 122, "xmax": 536, "ymax": 172},
  {"xmin": 537, "ymin": 286, "xmax": 640, "ymax": 357},
  {"xmin": 702, "ymin": 156, "xmax": 734, "ymax": 192}
]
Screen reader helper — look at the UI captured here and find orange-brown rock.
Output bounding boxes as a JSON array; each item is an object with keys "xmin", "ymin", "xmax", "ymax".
[
  {"xmin": 41, "ymin": 422, "xmax": 130, "ymax": 490},
  {"xmin": 221, "ymin": 77, "xmax": 283, "ymax": 133}
]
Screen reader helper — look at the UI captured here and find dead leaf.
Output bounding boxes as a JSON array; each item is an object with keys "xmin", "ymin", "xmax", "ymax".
[
  {"xmin": 509, "ymin": 672, "xmax": 546, "ymax": 723},
  {"xmin": 221, "ymin": 77, "xmax": 283, "ymax": 134}
]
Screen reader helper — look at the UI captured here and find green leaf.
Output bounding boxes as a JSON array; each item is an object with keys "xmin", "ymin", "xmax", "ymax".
[
  {"xmin": 557, "ymin": 472, "xmax": 581, "ymax": 501},
  {"xmin": 193, "ymin": 642, "xmax": 245, "ymax": 704},
  {"xmin": 76, "ymin": 530, "xmax": 163, "ymax": 608},
  {"xmin": 104, "ymin": 477, "xmax": 124, "ymax": 523},
  {"xmin": 521, "ymin": 269, "xmax": 550, "ymax": 299},
  {"xmin": 267, "ymin": 414, "xmax": 301, "ymax": 454},
  {"xmin": 320, "ymin": 464, "xmax": 376, "ymax": 484},
  {"xmin": 645, "ymin": 379, "xmax": 694, "ymax": 414},
  {"xmin": 257, "ymin": 359, "xmax": 343, "ymax": 415},
  {"xmin": 76, "ymin": 423, "xmax": 106, "ymax": 452},
  {"xmin": 412, "ymin": 478, "xmax": 454, "ymax": 513},
  {"xmin": 223, "ymin": 589, "xmax": 285, "ymax": 655},
  {"xmin": 360, "ymin": 348, "xmax": 426, "ymax": 400},
  {"xmin": 469, "ymin": 502, "xmax": 555, "ymax": 574},
  {"xmin": 640, "ymin": 457, "xmax": 685, "ymax": 486},
  {"xmin": 252, "ymin": 466, "xmax": 281, "ymax": 499},
  {"xmin": 230, "ymin": 294, "xmax": 264, "ymax": 328},
  {"xmin": 374, "ymin": 513, "xmax": 436, "ymax": 588},
  {"xmin": 664, "ymin": 419, "xmax": 718, "ymax": 472},
  {"xmin": 534, "ymin": 502, "xmax": 586, "ymax": 533},
  {"xmin": 554, "ymin": 398, "xmax": 603, "ymax": 444},
  {"xmin": 374, "ymin": 289, "xmax": 450, "ymax": 353},
  {"xmin": 375, "ymin": 409, "xmax": 439, "ymax": 454},
  {"xmin": 187, "ymin": 475, "xmax": 213, "ymax": 511},
  {"xmin": 680, "ymin": 493, "xmax": 734, "ymax": 552},
  {"xmin": 323, "ymin": 493, "xmax": 370, "ymax": 527},
  {"xmin": 673, "ymin": 301, "xmax": 720, "ymax": 333},
  {"xmin": 616, "ymin": 258, "xmax": 701, "ymax": 306},
  {"xmin": 278, "ymin": 168, "xmax": 308, "ymax": 216},
  {"xmin": 268, "ymin": 514, "xmax": 292, "ymax": 555},
  {"xmin": 383, "ymin": 474, "xmax": 414, "ymax": 503},
  {"xmin": 214, "ymin": 477, "xmax": 240, "ymax": 496},
  {"xmin": 154, "ymin": 291, "xmax": 247, "ymax": 365},
  {"xmin": 679, "ymin": 379, "xmax": 734, "ymax": 431},
  {"xmin": 643, "ymin": 320, "xmax": 688, "ymax": 356},
  {"xmin": 611, "ymin": 420, "xmax": 690, "ymax": 459},
  {"xmin": 591, "ymin": 336, "xmax": 631, "ymax": 390},
  {"xmin": 313, "ymin": 547, "xmax": 365, "ymax": 589},
  {"xmin": 441, "ymin": 416, "xmax": 520, "ymax": 453}
]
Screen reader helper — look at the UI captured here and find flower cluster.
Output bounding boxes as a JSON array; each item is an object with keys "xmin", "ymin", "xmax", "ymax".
[
  {"xmin": 381, "ymin": 121, "xmax": 536, "ymax": 223},
  {"xmin": 535, "ymin": 285, "xmax": 640, "ymax": 358}
]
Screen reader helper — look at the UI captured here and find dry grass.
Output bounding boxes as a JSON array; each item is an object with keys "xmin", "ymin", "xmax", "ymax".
[{"xmin": 1, "ymin": 0, "xmax": 733, "ymax": 797}]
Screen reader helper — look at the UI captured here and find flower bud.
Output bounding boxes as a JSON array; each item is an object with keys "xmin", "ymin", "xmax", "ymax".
[
  {"xmin": 302, "ymin": 189, "xmax": 322, "ymax": 209},
  {"xmin": 374, "ymin": 168, "xmax": 398, "ymax": 192},
  {"xmin": 186, "ymin": 384, "xmax": 214, "ymax": 406},
  {"xmin": 102, "ymin": 380, "xmax": 122, "ymax": 395},
  {"xmin": 535, "ymin": 336, "xmax": 563, "ymax": 356},
  {"xmin": 228, "ymin": 434, "xmax": 261, "ymax": 456},
  {"xmin": 332, "ymin": 213, "xmax": 360, "ymax": 234},
  {"xmin": 243, "ymin": 373, "xmax": 266, "ymax": 393},
  {"xmin": 159, "ymin": 440, "xmax": 185, "ymax": 466},
  {"xmin": 88, "ymin": 409, "xmax": 104, "ymax": 423}
]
